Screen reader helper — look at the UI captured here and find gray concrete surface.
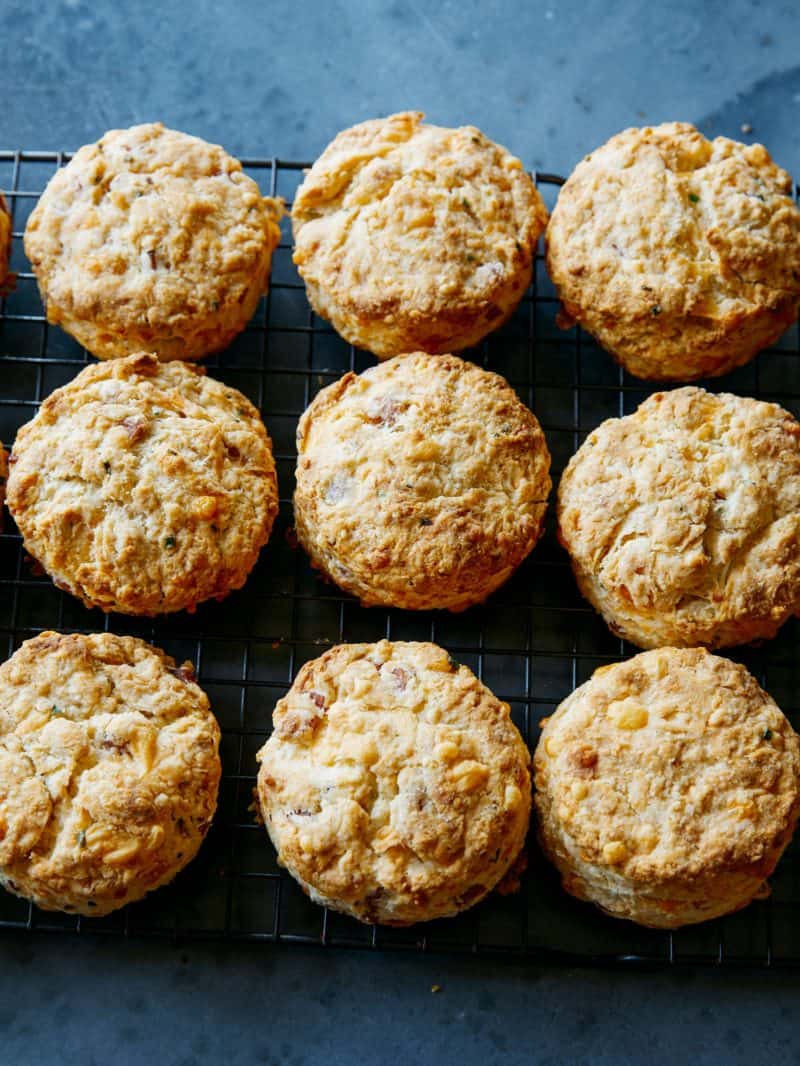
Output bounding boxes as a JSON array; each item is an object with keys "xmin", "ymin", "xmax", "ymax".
[{"xmin": 2, "ymin": 1, "xmax": 800, "ymax": 1063}]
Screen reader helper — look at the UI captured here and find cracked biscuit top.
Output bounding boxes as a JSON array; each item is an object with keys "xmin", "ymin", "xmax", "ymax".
[
  {"xmin": 256, "ymin": 640, "xmax": 531, "ymax": 925},
  {"xmin": 7, "ymin": 353, "xmax": 278, "ymax": 616},
  {"xmin": 292, "ymin": 111, "xmax": 548, "ymax": 357},
  {"xmin": 0, "ymin": 631, "xmax": 221, "ymax": 916},
  {"xmin": 558, "ymin": 386, "xmax": 800, "ymax": 649},
  {"xmin": 24, "ymin": 123, "xmax": 283, "ymax": 361},
  {"xmin": 546, "ymin": 122, "xmax": 800, "ymax": 381},
  {"xmin": 293, "ymin": 351, "xmax": 551, "ymax": 611}
]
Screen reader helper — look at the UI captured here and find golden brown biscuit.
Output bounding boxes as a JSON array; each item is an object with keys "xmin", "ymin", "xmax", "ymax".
[
  {"xmin": 292, "ymin": 111, "xmax": 547, "ymax": 358},
  {"xmin": 534, "ymin": 648, "xmax": 800, "ymax": 928},
  {"xmin": 0, "ymin": 441, "xmax": 7, "ymax": 528},
  {"xmin": 0, "ymin": 631, "xmax": 221, "ymax": 916},
  {"xmin": 558, "ymin": 387, "xmax": 800, "ymax": 649},
  {"xmin": 256, "ymin": 640, "xmax": 531, "ymax": 925},
  {"xmin": 294, "ymin": 352, "xmax": 551, "ymax": 611},
  {"xmin": 7, "ymin": 353, "xmax": 278, "ymax": 615},
  {"xmin": 546, "ymin": 122, "xmax": 800, "ymax": 381},
  {"xmin": 0, "ymin": 193, "xmax": 11, "ymax": 291},
  {"xmin": 24, "ymin": 123, "xmax": 283, "ymax": 361}
]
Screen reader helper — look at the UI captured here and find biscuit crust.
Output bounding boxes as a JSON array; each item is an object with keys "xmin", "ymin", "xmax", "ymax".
[
  {"xmin": 292, "ymin": 111, "xmax": 548, "ymax": 358},
  {"xmin": 256, "ymin": 640, "xmax": 531, "ymax": 925},
  {"xmin": 558, "ymin": 386, "xmax": 800, "ymax": 649},
  {"xmin": 24, "ymin": 123, "xmax": 283, "ymax": 361},
  {"xmin": 294, "ymin": 352, "xmax": 551, "ymax": 611},
  {"xmin": 0, "ymin": 631, "xmax": 221, "ymax": 916},
  {"xmin": 546, "ymin": 122, "xmax": 800, "ymax": 381},
  {"xmin": 7, "ymin": 353, "xmax": 278, "ymax": 615},
  {"xmin": 535, "ymin": 648, "xmax": 800, "ymax": 927}
]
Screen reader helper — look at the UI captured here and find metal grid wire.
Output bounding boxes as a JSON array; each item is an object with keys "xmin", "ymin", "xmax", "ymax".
[{"xmin": 1, "ymin": 152, "xmax": 800, "ymax": 968}]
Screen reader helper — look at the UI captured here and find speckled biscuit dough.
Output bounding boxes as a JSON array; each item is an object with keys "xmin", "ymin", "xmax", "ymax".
[
  {"xmin": 292, "ymin": 111, "xmax": 548, "ymax": 358},
  {"xmin": 546, "ymin": 122, "xmax": 800, "ymax": 381},
  {"xmin": 534, "ymin": 648, "xmax": 800, "ymax": 928},
  {"xmin": 256, "ymin": 640, "xmax": 531, "ymax": 925},
  {"xmin": 24, "ymin": 123, "xmax": 283, "ymax": 361},
  {"xmin": 7, "ymin": 353, "xmax": 278, "ymax": 616},
  {"xmin": 558, "ymin": 386, "xmax": 800, "ymax": 649},
  {"xmin": 294, "ymin": 351, "xmax": 551, "ymax": 611},
  {"xmin": 0, "ymin": 631, "xmax": 221, "ymax": 916}
]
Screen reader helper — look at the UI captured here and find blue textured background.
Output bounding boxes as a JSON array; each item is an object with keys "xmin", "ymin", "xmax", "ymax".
[{"xmin": 2, "ymin": 2, "xmax": 800, "ymax": 1062}]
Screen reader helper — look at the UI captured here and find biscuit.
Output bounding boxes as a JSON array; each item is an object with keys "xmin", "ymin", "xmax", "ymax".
[
  {"xmin": 7, "ymin": 353, "xmax": 278, "ymax": 615},
  {"xmin": 0, "ymin": 631, "xmax": 221, "ymax": 916},
  {"xmin": 0, "ymin": 193, "xmax": 11, "ymax": 291},
  {"xmin": 0, "ymin": 441, "xmax": 7, "ymax": 529},
  {"xmin": 294, "ymin": 352, "xmax": 551, "ymax": 611},
  {"xmin": 24, "ymin": 123, "xmax": 283, "ymax": 361},
  {"xmin": 292, "ymin": 111, "xmax": 548, "ymax": 358},
  {"xmin": 534, "ymin": 647, "xmax": 800, "ymax": 928},
  {"xmin": 546, "ymin": 122, "xmax": 800, "ymax": 381},
  {"xmin": 558, "ymin": 386, "xmax": 800, "ymax": 649},
  {"xmin": 256, "ymin": 640, "xmax": 531, "ymax": 925}
]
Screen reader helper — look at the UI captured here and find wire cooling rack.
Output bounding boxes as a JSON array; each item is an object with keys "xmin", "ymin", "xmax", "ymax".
[{"xmin": 1, "ymin": 153, "xmax": 800, "ymax": 969}]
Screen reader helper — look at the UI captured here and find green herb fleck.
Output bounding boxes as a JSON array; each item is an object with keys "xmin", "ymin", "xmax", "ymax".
[
  {"xmin": 419, "ymin": 517, "xmax": 433, "ymax": 526},
  {"xmin": 447, "ymin": 654, "xmax": 460, "ymax": 672},
  {"xmin": 515, "ymin": 240, "xmax": 523, "ymax": 254},
  {"xmin": 103, "ymin": 461, "xmax": 111, "ymax": 474},
  {"xmin": 50, "ymin": 705, "xmax": 64, "ymax": 717},
  {"xmin": 77, "ymin": 830, "xmax": 87, "ymax": 848},
  {"xmin": 651, "ymin": 305, "xmax": 662, "ymax": 316},
  {"xmin": 164, "ymin": 536, "xmax": 176, "ymax": 549},
  {"xmin": 688, "ymin": 192, "xmax": 699, "ymax": 204},
  {"xmin": 465, "ymin": 253, "xmax": 476, "ymax": 263},
  {"xmin": 461, "ymin": 197, "xmax": 476, "ymax": 218},
  {"xmin": 763, "ymin": 727, "xmax": 773, "ymax": 741}
]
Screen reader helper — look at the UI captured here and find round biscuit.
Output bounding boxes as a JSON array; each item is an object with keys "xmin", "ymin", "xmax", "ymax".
[
  {"xmin": 546, "ymin": 122, "xmax": 800, "ymax": 381},
  {"xmin": 292, "ymin": 111, "xmax": 548, "ymax": 358},
  {"xmin": 534, "ymin": 648, "xmax": 800, "ymax": 927},
  {"xmin": 24, "ymin": 123, "xmax": 283, "ymax": 361},
  {"xmin": 7, "ymin": 353, "xmax": 279, "ymax": 616},
  {"xmin": 0, "ymin": 631, "xmax": 221, "ymax": 916},
  {"xmin": 294, "ymin": 351, "xmax": 551, "ymax": 611},
  {"xmin": 558, "ymin": 386, "xmax": 800, "ymax": 649},
  {"xmin": 256, "ymin": 640, "xmax": 531, "ymax": 925}
]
